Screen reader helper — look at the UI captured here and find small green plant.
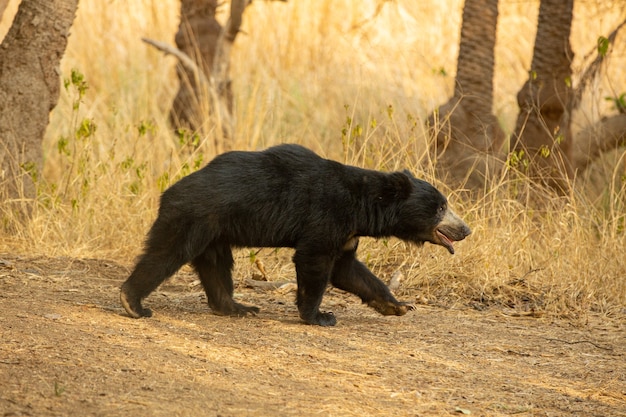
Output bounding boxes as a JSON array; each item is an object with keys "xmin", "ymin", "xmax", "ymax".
[
  {"xmin": 564, "ymin": 76, "xmax": 572, "ymax": 88},
  {"xmin": 554, "ymin": 132, "xmax": 564, "ymax": 144},
  {"xmin": 249, "ymin": 249, "xmax": 258, "ymax": 263},
  {"xmin": 76, "ymin": 118, "xmax": 97, "ymax": 140},
  {"xmin": 157, "ymin": 172, "xmax": 170, "ymax": 193},
  {"xmin": 57, "ymin": 136, "xmax": 71, "ymax": 157},
  {"xmin": 176, "ymin": 128, "xmax": 200, "ymax": 150},
  {"xmin": 506, "ymin": 149, "xmax": 528, "ymax": 170},
  {"xmin": 20, "ymin": 161, "xmax": 39, "ymax": 184},
  {"xmin": 137, "ymin": 119, "xmax": 157, "ymax": 137},
  {"xmin": 55, "ymin": 69, "xmax": 99, "ymax": 203},
  {"xmin": 64, "ymin": 68, "xmax": 88, "ymax": 110},
  {"xmin": 597, "ymin": 35, "xmax": 610, "ymax": 57},
  {"xmin": 119, "ymin": 157, "xmax": 148, "ymax": 195}
]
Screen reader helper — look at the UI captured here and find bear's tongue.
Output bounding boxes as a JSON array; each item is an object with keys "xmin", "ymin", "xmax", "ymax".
[{"xmin": 436, "ymin": 230, "xmax": 455, "ymax": 255}]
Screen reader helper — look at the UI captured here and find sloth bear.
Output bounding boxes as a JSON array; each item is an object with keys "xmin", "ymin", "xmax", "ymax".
[{"xmin": 120, "ymin": 144, "xmax": 471, "ymax": 326}]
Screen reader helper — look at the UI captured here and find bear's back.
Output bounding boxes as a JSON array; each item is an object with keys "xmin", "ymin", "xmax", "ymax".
[{"xmin": 206, "ymin": 144, "xmax": 340, "ymax": 189}]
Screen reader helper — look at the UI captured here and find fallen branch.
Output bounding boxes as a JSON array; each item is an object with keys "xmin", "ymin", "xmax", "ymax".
[{"xmin": 245, "ymin": 278, "xmax": 294, "ymax": 290}]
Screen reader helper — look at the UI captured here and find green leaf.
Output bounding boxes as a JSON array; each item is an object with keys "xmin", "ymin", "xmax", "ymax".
[
  {"xmin": 137, "ymin": 119, "xmax": 156, "ymax": 136},
  {"xmin": 597, "ymin": 36, "xmax": 609, "ymax": 57},
  {"xmin": 564, "ymin": 76, "xmax": 572, "ymax": 88},
  {"xmin": 70, "ymin": 68, "xmax": 88, "ymax": 99},
  {"xmin": 193, "ymin": 153, "xmax": 204, "ymax": 170},
  {"xmin": 157, "ymin": 172, "xmax": 170, "ymax": 192},
  {"xmin": 57, "ymin": 136, "xmax": 70, "ymax": 156},
  {"xmin": 120, "ymin": 156, "xmax": 133, "ymax": 171},
  {"xmin": 555, "ymin": 133, "xmax": 564, "ymax": 145},
  {"xmin": 76, "ymin": 118, "xmax": 97, "ymax": 139}
]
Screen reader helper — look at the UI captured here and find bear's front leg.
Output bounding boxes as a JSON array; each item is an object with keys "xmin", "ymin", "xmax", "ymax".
[
  {"xmin": 330, "ymin": 248, "xmax": 415, "ymax": 316},
  {"xmin": 293, "ymin": 250, "xmax": 336, "ymax": 326}
]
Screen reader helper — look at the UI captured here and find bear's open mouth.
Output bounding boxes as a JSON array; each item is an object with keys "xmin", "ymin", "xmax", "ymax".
[{"xmin": 436, "ymin": 229, "xmax": 456, "ymax": 255}]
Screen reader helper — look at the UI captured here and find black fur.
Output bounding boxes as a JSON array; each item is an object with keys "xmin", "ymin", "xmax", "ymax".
[{"xmin": 120, "ymin": 144, "xmax": 470, "ymax": 326}]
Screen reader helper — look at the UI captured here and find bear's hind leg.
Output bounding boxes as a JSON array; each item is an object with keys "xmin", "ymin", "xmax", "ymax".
[
  {"xmin": 330, "ymin": 249, "xmax": 414, "ymax": 316},
  {"xmin": 121, "ymin": 221, "xmax": 196, "ymax": 318},
  {"xmin": 192, "ymin": 244, "xmax": 259, "ymax": 317},
  {"xmin": 293, "ymin": 250, "xmax": 336, "ymax": 326},
  {"xmin": 121, "ymin": 252, "xmax": 187, "ymax": 318}
]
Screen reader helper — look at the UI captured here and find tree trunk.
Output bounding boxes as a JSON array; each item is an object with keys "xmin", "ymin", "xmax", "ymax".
[
  {"xmin": 0, "ymin": 0, "xmax": 79, "ymax": 205},
  {"xmin": 170, "ymin": 0, "xmax": 222, "ymax": 133},
  {"xmin": 170, "ymin": 0, "xmax": 250, "ymax": 143},
  {"xmin": 512, "ymin": 0, "xmax": 574, "ymax": 193},
  {"xmin": 428, "ymin": 0, "xmax": 504, "ymax": 190}
]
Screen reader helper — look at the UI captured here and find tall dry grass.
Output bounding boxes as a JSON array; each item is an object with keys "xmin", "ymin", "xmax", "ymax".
[{"xmin": 1, "ymin": 0, "xmax": 625, "ymax": 316}]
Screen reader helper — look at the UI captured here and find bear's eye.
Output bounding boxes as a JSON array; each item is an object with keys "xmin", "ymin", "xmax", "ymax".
[{"xmin": 438, "ymin": 204, "xmax": 446, "ymax": 213}]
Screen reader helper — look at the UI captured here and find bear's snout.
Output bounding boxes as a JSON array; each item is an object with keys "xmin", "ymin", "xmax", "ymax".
[{"xmin": 433, "ymin": 208, "xmax": 471, "ymax": 254}]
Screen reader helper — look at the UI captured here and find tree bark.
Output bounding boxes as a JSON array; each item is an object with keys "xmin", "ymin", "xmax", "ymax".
[
  {"xmin": 0, "ymin": 0, "xmax": 79, "ymax": 204},
  {"xmin": 210, "ymin": 0, "xmax": 250, "ymax": 140},
  {"xmin": 512, "ymin": 0, "xmax": 574, "ymax": 193},
  {"xmin": 428, "ymin": 0, "xmax": 504, "ymax": 190},
  {"xmin": 170, "ymin": 0, "xmax": 250, "ymax": 142},
  {"xmin": 170, "ymin": 0, "xmax": 222, "ymax": 133}
]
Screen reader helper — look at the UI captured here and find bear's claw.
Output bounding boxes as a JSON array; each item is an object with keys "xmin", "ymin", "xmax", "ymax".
[
  {"xmin": 213, "ymin": 303, "xmax": 260, "ymax": 317},
  {"xmin": 302, "ymin": 311, "xmax": 337, "ymax": 326},
  {"xmin": 368, "ymin": 300, "xmax": 415, "ymax": 316},
  {"xmin": 120, "ymin": 287, "xmax": 152, "ymax": 318}
]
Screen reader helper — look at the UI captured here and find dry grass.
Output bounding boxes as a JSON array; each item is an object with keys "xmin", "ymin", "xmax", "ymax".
[{"xmin": 1, "ymin": 0, "xmax": 625, "ymax": 317}]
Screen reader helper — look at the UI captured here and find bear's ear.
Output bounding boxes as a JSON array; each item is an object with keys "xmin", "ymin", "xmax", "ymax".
[
  {"xmin": 402, "ymin": 169, "xmax": 416, "ymax": 179},
  {"xmin": 382, "ymin": 171, "xmax": 413, "ymax": 201}
]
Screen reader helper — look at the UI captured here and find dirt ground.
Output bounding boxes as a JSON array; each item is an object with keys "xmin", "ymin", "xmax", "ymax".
[{"xmin": 0, "ymin": 254, "xmax": 624, "ymax": 417}]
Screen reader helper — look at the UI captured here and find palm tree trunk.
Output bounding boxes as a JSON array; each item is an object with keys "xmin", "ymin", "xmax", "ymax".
[
  {"xmin": 512, "ymin": 0, "xmax": 574, "ymax": 192},
  {"xmin": 428, "ymin": 0, "xmax": 504, "ymax": 190}
]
